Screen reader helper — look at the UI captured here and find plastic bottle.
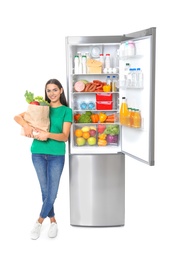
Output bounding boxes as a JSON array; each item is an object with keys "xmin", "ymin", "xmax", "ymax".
[
  {"xmin": 82, "ymin": 55, "xmax": 87, "ymax": 74},
  {"xmin": 131, "ymin": 68, "xmax": 137, "ymax": 87},
  {"xmin": 136, "ymin": 68, "xmax": 143, "ymax": 88},
  {"xmin": 112, "ymin": 75, "xmax": 118, "ymax": 92},
  {"xmin": 74, "ymin": 55, "xmax": 79, "ymax": 74},
  {"xmin": 77, "ymin": 52, "xmax": 82, "ymax": 74},
  {"xmin": 106, "ymin": 75, "xmax": 112, "ymax": 91},
  {"xmin": 126, "ymin": 108, "xmax": 132, "ymax": 127},
  {"xmin": 85, "ymin": 52, "xmax": 90, "ymax": 73},
  {"xmin": 127, "ymin": 68, "xmax": 133, "ymax": 87},
  {"xmin": 130, "ymin": 108, "xmax": 135, "ymax": 127},
  {"xmin": 127, "ymin": 41, "xmax": 136, "ymax": 56},
  {"xmin": 133, "ymin": 109, "xmax": 141, "ymax": 128},
  {"xmin": 99, "ymin": 54, "xmax": 105, "ymax": 73},
  {"xmin": 119, "ymin": 97, "xmax": 128, "ymax": 125},
  {"xmin": 119, "ymin": 43, "xmax": 125, "ymax": 57},
  {"xmin": 105, "ymin": 54, "xmax": 111, "ymax": 69},
  {"xmin": 124, "ymin": 63, "xmax": 130, "ymax": 87}
]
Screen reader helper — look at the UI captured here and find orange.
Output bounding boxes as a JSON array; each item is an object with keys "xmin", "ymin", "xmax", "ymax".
[
  {"xmin": 75, "ymin": 128, "xmax": 83, "ymax": 137},
  {"xmin": 82, "ymin": 131, "xmax": 90, "ymax": 139}
]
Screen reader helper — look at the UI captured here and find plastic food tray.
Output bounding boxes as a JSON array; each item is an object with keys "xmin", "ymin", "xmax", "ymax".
[
  {"xmin": 96, "ymin": 101, "xmax": 113, "ymax": 110},
  {"xmin": 96, "ymin": 93, "xmax": 113, "ymax": 101}
]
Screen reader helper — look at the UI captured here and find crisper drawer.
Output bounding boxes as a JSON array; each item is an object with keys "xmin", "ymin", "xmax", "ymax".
[{"xmin": 74, "ymin": 124, "xmax": 119, "ymax": 147}]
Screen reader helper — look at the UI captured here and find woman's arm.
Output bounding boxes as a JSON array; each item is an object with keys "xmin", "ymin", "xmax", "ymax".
[
  {"xmin": 14, "ymin": 112, "xmax": 34, "ymax": 137},
  {"xmin": 35, "ymin": 122, "xmax": 72, "ymax": 142}
]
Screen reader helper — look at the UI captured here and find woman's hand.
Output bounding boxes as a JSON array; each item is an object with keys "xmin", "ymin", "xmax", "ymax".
[
  {"xmin": 34, "ymin": 129, "xmax": 49, "ymax": 141},
  {"xmin": 23, "ymin": 124, "xmax": 34, "ymax": 138}
]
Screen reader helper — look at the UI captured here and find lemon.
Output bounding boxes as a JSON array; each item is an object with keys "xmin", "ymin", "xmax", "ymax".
[{"xmin": 81, "ymin": 126, "xmax": 90, "ymax": 132}]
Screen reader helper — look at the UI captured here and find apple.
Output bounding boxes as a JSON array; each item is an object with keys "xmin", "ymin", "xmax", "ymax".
[
  {"xmin": 87, "ymin": 137, "xmax": 96, "ymax": 146},
  {"xmin": 89, "ymin": 129, "xmax": 96, "ymax": 137},
  {"xmin": 30, "ymin": 101, "xmax": 40, "ymax": 105},
  {"xmin": 76, "ymin": 137, "xmax": 86, "ymax": 146}
]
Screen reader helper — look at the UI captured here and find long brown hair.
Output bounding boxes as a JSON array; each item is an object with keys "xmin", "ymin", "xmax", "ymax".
[{"xmin": 45, "ymin": 79, "xmax": 68, "ymax": 106}]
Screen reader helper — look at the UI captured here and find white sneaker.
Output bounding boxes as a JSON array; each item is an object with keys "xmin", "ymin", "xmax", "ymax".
[
  {"xmin": 30, "ymin": 222, "xmax": 42, "ymax": 240},
  {"xmin": 48, "ymin": 222, "xmax": 58, "ymax": 238}
]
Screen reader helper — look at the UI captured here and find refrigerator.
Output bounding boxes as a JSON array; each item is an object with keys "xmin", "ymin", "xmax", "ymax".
[{"xmin": 65, "ymin": 27, "xmax": 156, "ymax": 227}]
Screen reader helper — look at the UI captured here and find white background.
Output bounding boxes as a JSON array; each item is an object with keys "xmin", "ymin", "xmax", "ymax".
[{"xmin": 0, "ymin": 0, "xmax": 172, "ymax": 259}]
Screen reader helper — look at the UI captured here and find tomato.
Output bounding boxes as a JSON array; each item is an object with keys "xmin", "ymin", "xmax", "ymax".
[
  {"xmin": 30, "ymin": 101, "xmax": 40, "ymax": 105},
  {"xmin": 74, "ymin": 114, "xmax": 81, "ymax": 122}
]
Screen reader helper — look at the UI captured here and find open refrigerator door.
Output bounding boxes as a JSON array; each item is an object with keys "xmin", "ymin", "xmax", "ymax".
[{"xmin": 119, "ymin": 28, "xmax": 156, "ymax": 165}]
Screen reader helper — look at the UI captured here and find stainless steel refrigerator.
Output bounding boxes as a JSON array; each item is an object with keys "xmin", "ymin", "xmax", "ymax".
[{"xmin": 65, "ymin": 27, "xmax": 156, "ymax": 227}]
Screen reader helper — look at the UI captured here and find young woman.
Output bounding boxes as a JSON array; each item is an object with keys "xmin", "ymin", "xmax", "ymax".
[{"xmin": 14, "ymin": 79, "xmax": 72, "ymax": 239}]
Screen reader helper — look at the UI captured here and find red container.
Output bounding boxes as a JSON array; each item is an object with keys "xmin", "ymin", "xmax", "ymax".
[
  {"xmin": 96, "ymin": 93, "xmax": 112, "ymax": 101},
  {"xmin": 96, "ymin": 101, "xmax": 113, "ymax": 110}
]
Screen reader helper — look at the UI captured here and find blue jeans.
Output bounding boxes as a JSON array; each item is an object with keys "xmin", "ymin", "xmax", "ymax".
[{"xmin": 31, "ymin": 154, "xmax": 65, "ymax": 219}]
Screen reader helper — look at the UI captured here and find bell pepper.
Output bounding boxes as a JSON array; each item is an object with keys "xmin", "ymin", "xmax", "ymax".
[
  {"xmin": 98, "ymin": 133, "xmax": 107, "ymax": 140},
  {"xmin": 103, "ymin": 85, "xmax": 111, "ymax": 92},
  {"xmin": 74, "ymin": 113, "xmax": 81, "ymax": 122},
  {"xmin": 91, "ymin": 114, "xmax": 99, "ymax": 123},
  {"xmin": 98, "ymin": 139, "xmax": 107, "ymax": 146},
  {"xmin": 99, "ymin": 112, "xmax": 107, "ymax": 123},
  {"xmin": 97, "ymin": 124, "xmax": 106, "ymax": 133}
]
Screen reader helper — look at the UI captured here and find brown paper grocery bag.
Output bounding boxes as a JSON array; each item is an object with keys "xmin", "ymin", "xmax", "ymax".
[{"xmin": 21, "ymin": 104, "xmax": 50, "ymax": 136}]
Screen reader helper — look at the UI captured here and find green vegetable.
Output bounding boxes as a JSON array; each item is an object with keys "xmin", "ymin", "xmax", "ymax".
[
  {"xmin": 34, "ymin": 96, "xmax": 50, "ymax": 106},
  {"xmin": 77, "ymin": 111, "xmax": 92, "ymax": 123},
  {"xmin": 104, "ymin": 125, "xmax": 119, "ymax": 135},
  {"xmin": 24, "ymin": 90, "xmax": 50, "ymax": 106},
  {"xmin": 85, "ymin": 111, "xmax": 92, "ymax": 116},
  {"xmin": 24, "ymin": 90, "xmax": 34, "ymax": 103}
]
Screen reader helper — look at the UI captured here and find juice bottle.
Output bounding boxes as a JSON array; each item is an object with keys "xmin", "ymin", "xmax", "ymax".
[
  {"xmin": 130, "ymin": 108, "xmax": 135, "ymax": 127},
  {"xmin": 126, "ymin": 108, "xmax": 131, "ymax": 127},
  {"xmin": 119, "ymin": 97, "xmax": 128, "ymax": 125},
  {"xmin": 133, "ymin": 109, "xmax": 141, "ymax": 128}
]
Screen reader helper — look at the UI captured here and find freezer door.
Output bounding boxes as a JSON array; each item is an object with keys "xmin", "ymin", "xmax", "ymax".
[{"xmin": 120, "ymin": 27, "xmax": 156, "ymax": 166}]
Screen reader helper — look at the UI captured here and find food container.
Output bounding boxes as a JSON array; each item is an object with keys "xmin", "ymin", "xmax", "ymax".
[
  {"xmin": 96, "ymin": 93, "xmax": 112, "ymax": 101},
  {"xmin": 87, "ymin": 59, "xmax": 102, "ymax": 74},
  {"xmin": 96, "ymin": 101, "xmax": 113, "ymax": 110}
]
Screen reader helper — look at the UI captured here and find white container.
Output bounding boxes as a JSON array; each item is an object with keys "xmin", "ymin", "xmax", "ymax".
[
  {"xmin": 105, "ymin": 53, "xmax": 111, "ymax": 69},
  {"xmin": 82, "ymin": 55, "xmax": 87, "ymax": 74},
  {"xmin": 77, "ymin": 52, "xmax": 82, "ymax": 73},
  {"xmin": 99, "ymin": 54, "xmax": 105, "ymax": 72},
  {"xmin": 131, "ymin": 68, "xmax": 137, "ymax": 87},
  {"xmin": 136, "ymin": 68, "xmax": 143, "ymax": 88},
  {"xmin": 127, "ymin": 41, "xmax": 136, "ymax": 56},
  {"xmin": 119, "ymin": 43, "xmax": 125, "ymax": 57},
  {"xmin": 74, "ymin": 55, "xmax": 79, "ymax": 74},
  {"xmin": 124, "ymin": 63, "xmax": 130, "ymax": 86},
  {"xmin": 85, "ymin": 52, "xmax": 90, "ymax": 73}
]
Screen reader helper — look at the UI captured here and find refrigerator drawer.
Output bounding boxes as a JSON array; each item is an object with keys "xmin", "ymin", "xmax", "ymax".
[
  {"xmin": 96, "ymin": 101, "xmax": 113, "ymax": 110},
  {"xmin": 96, "ymin": 93, "xmax": 113, "ymax": 101},
  {"xmin": 69, "ymin": 153, "xmax": 125, "ymax": 227}
]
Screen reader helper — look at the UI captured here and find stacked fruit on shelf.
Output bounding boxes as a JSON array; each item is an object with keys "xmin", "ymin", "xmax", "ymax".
[
  {"xmin": 74, "ymin": 126, "xmax": 97, "ymax": 146},
  {"xmin": 74, "ymin": 124, "xmax": 119, "ymax": 147}
]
